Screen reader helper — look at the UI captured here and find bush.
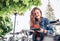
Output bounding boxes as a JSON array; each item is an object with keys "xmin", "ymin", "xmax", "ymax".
[{"xmin": 0, "ymin": 15, "xmax": 12, "ymax": 36}]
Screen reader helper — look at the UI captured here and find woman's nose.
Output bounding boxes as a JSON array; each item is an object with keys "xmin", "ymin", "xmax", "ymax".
[{"xmin": 35, "ymin": 13, "xmax": 38, "ymax": 16}]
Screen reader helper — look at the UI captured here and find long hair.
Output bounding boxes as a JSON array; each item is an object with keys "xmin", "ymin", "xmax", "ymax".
[{"xmin": 30, "ymin": 7, "xmax": 42, "ymax": 27}]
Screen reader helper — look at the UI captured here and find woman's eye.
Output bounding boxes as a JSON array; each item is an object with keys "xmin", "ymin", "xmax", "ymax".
[{"xmin": 37, "ymin": 12, "xmax": 39, "ymax": 14}]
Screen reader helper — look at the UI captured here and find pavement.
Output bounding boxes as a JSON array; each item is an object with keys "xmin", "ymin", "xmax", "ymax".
[{"xmin": 43, "ymin": 36, "xmax": 54, "ymax": 41}]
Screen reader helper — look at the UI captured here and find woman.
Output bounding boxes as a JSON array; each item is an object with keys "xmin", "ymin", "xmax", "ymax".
[{"xmin": 30, "ymin": 7, "xmax": 53, "ymax": 41}]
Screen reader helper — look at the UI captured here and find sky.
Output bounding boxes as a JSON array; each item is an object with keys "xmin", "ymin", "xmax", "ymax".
[{"xmin": 5, "ymin": 0, "xmax": 60, "ymax": 40}]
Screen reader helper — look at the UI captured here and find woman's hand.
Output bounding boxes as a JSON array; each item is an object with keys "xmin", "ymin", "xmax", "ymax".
[
  {"xmin": 38, "ymin": 29, "xmax": 47, "ymax": 33},
  {"xmin": 32, "ymin": 31, "xmax": 36, "ymax": 34},
  {"xmin": 38, "ymin": 29, "xmax": 44, "ymax": 32},
  {"xmin": 44, "ymin": 30, "xmax": 47, "ymax": 34}
]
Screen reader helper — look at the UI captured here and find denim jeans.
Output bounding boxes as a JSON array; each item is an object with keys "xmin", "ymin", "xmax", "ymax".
[{"xmin": 32, "ymin": 32, "xmax": 44, "ymax": 41}]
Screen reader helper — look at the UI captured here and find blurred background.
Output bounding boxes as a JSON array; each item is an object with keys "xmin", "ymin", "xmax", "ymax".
[{"xmin": 0, "ymin": 0, "xmax": 60, "ymax": 41}]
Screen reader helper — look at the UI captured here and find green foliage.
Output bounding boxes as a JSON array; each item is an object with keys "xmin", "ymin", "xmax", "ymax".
[
  {"xmin": 0, "ymin": 15, "xmax": 12, "ymax": 36},
  {"xmin": 0, "ymin": 0, "xmax": 42, "ymax": 36},
  {"xmin": 0, "ymin": 0, "xmax": 42, "ymax": 15}
]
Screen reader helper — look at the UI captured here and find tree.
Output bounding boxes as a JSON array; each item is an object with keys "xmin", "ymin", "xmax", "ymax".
[
  {"xmin": 0, "ymin": 0, "xmax": 42, "ymax": 15},
  {"xmin": 0, "ymin": 0, "xmax": 42, "ymax": 36},
  {"xmin": 0, "ymin": 15, "xmax": 12, "ymax": 36},
  {"xmin": 45, "ymin": 0, "xmax": 55, "ymax": 21}
]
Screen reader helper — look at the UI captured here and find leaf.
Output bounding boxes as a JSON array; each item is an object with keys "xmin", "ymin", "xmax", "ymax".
[
  {"xmin": 0, "ymin": 15, "xmax": 12, "ymax": 36},
  {"xmin": 0, "ymin": 0, "xmax": 42, "ymax": 15}
]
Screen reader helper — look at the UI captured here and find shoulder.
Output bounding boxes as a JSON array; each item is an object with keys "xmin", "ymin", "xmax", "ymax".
[
  {"xmin": 42, "ymin": 17, "xmax": 49, "ymax": 21},
  {"xmin": 42, "ymin": 17, "xmax": 50, "ymax": 24}
]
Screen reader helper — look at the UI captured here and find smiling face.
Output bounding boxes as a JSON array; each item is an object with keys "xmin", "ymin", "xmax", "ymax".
[
  {"xmin": 30, "ymin": 7, "xmax": 42, "ymax": 26},
  {"xmin": 33, "ymin": 9, "xmax": 42, "ymax": 19}
]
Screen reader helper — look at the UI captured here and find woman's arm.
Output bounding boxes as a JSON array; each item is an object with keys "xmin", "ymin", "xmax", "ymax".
[{"xmin": 45, "ymin": 18, "xmax": 54, "ymax": 35}]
